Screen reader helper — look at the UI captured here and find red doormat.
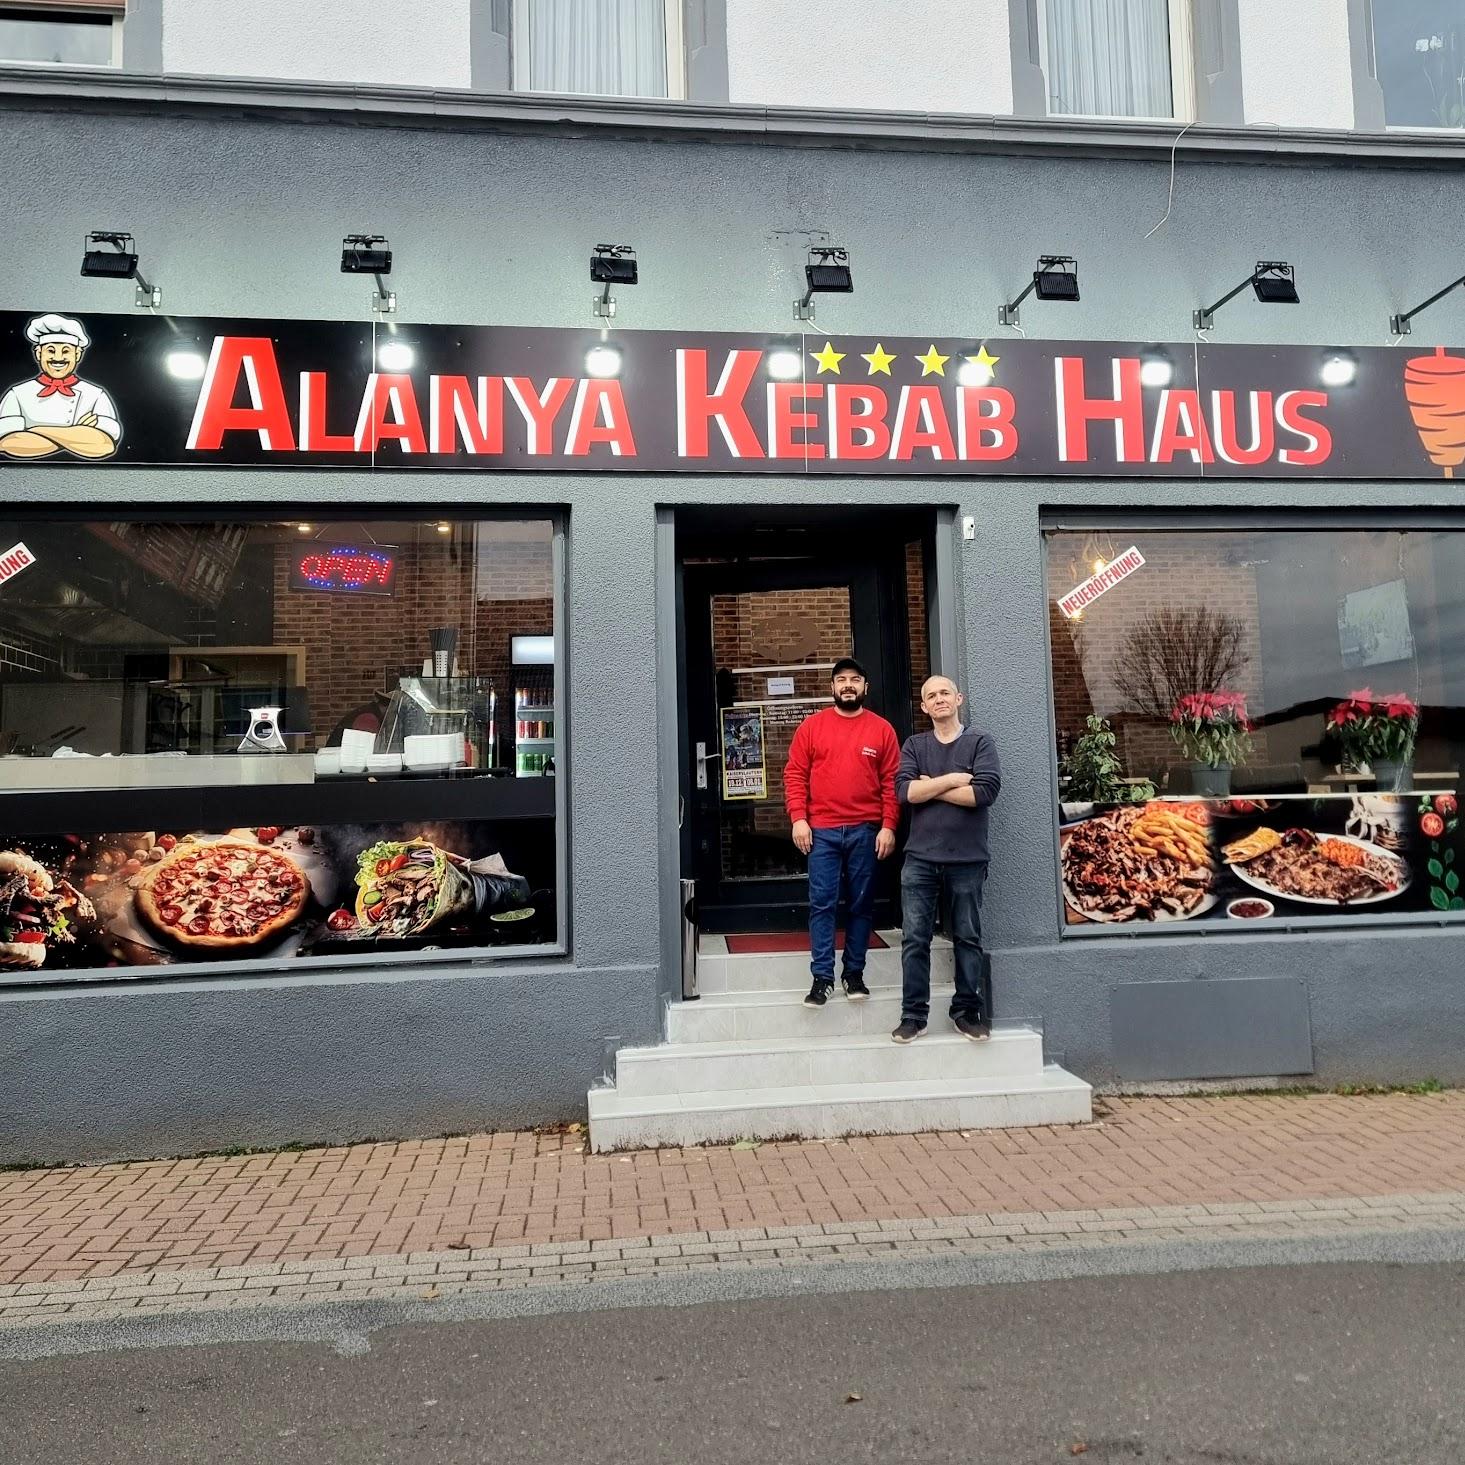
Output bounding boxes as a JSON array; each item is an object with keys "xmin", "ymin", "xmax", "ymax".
[{"xmin": 725, "ymin": 931, "xmax": 889, "ymax": 955}]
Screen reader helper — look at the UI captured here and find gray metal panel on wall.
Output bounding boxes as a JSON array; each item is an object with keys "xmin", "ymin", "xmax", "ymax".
[
  {"xmin": 1347, "ymin": 0, "xmax": 1386, "ymax": 131},
  {"xmin": 471, "ymin": 0, "xmax": 512, "ymax": 92},
  {"xmin": 1110, "ymin": 978, "xmax": 1313, "ymax": 1080},
  {"xmin": 121, "ymin": 0, "xmax": 163, "ymax": 72},
  {"xmin": 1193, "ymin": 0, "xmax": 1243, "ymax": 126},
  {"xmin": 684, "ymin": 0, "xmax": 728, "ymax": 104},
  {"xmin": 1007, "ymin": 0, "xmax": 1048, "ymax": 116}
]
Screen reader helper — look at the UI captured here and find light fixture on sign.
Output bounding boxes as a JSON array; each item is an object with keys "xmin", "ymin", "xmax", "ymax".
[
  {"xmin": 999, "ymin": 256, "xmax": 1079, "ymax": 329},
  {"xmin": 591, "ymin": 244, "xmax": 637, "ymax": 320},
  {"xmin": 342, "ymin": 234, "xmax": 395, "ymax": 314},
  {"xmin": 80, "ymin": 230, "xmax": 160, "ymax": 309},
  {"xmin": 1193, "ymin": 261, "xmax": 1298, "ymax": 331},
  {"xmin": 956, "ymin": 346, "xmax": 999, "ymax": 388},
  {"xmin": 766, "ymin": 347, "xmax": 803, "ymax": 381},
  {"xmin": 584, "ymin": 344, "xmax": 622, "ymax": 378},
  {"xmin": 1390, "ymin": 272, "xmax": 1465, "ymax": 336},
  {"xmin": 377, "ymin": 340, "xmax": 414, "ymax": 371},
  {"xmin": 795, "ymin": 246, "xmax": 853, "ymax": 322},
  {"xmin": 1320, "ymin": 352, "xmax": 1358, "ymax": 387},
  {"xmin": 166, "ymin": 350, "xmax": 207, "ymax": 381},
  {"xmin": 1139, "ymin": 350, "xmax": 1174, "ymax": 388}
]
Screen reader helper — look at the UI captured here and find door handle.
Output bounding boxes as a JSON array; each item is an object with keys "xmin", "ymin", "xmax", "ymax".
[{"xmin": 694, "ymin": 740, "xmax": 723, "ymax": 791}]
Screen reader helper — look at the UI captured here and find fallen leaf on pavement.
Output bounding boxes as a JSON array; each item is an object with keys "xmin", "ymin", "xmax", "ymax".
[
  {"xmin": 844, "ymin": 1392, "xmax": 862, "ymax": 1404},
  {"xmin": 1070, "ymin": 1444, "xmax": 1089, "ymax": 1456},
  {"xmin": 421, "ymin": 1286, "xmax": 441, "ymax": 1300},
  {"xmin": 732, "ymin": 1140, "xmax": 760, "ymax": 1150}
]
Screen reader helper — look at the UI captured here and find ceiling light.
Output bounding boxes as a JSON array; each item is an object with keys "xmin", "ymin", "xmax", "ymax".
[
  {"xmin": 999, "ymin": 255, "xmax": 1079, "ymax": 328},
  {"xmin": 795, "ymin": 246, "xmax": 852, "ymax": 322},
  {"xmin": 436, "ymin": 522, "xmax": 452, "ymax": 534},
  {"xmin": 165, "ymin": 350, "xmax": 207, "ymax": 381},
  {"xmin": 585, "ymin": 344, "xmax": 622, "ymax": 378},
  {"xmin": 342, "ymin": 234, "xmax": 395, "ymax": 314},
  {"xmin": 592, "ymin": 244, "xmax": 637, "ymax": 320},
  {"xmin": 377, "ymin": 340, "xmax": 414, "ymax": 371},
  {"xmin": 1194, "ymin": 261, "xmax": 1298, "ymax": 331},
  {"xmin": 766, "ymin": 348, "xmax": 803, "ymax": 380},
  {"xmin": 1139, "ymin": 351, "xmax": 1173, "ymax": 388},
  {"xmin": 297, "ymin": 523, "xmax": 313, "ymax": 534},
  {"xmin": 1320, "ymin": 353, "xmax": 1357, "ymax": 387},
  {"xmin": 1390, "ymin": 272, "xmax": 1465, "ymax": 336},
  {"xmin": 80, "ymin": 230, "xmax": 160, "ymax": 308}
]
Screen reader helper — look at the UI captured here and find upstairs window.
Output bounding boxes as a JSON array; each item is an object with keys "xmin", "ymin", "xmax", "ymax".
[
  {"xmin": 512, "ymin": 0, "xmax": 684, "ymax": 99},
  {"xmin": 1039, "ymin": 0, "xmax": 1195, "ymax": 120},
  {"xmin": 1370, "ymin": 0, "xmax": 1465, "ymax": 128},
  {"xmin": 0, "ymin": 2, "xmax": 120, "ymax": 66}
]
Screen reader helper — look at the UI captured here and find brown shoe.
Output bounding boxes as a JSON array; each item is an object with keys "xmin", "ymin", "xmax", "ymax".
[{"xmin": 953, "ymin": 1014, "xmax": 991, "ymax": 1043}]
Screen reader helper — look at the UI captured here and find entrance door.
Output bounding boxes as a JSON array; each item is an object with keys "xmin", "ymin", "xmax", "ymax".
[{"xmin": 682, "ymin": 538, "xmax": 917, "ymax": 932}]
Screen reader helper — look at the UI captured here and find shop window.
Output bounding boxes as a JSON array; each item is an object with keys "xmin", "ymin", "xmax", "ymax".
[
  {"xmin": 1046, "ymin": 525, "xmax": 1465, "ymax": 933},
  {"xmin": 511, "ymin": 0, "xmax": 684, "ymax": 99},
  {"xmin": 1038, "ymin": 0, "xmax": 1195, "ymax": 119},
  {"xmin": 0, "ymin": 513, "xmax": 563, "ymax": 980},
  {"xmin": 0, "ymin": 2, "xmax": 120, "ymax": 66},
  {"xmin": 1369, "ymin": 0, "xmax": 1465, "ymax": 128}
]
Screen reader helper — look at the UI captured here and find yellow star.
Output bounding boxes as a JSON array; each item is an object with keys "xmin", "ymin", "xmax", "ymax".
[
  {"xmin": 811, "ymin": 340, "xmax": 845, "ymax": 374},
  {"xmin": 861, "ymin": 342, "xmax": 896, "ymax": 376},
  {"xmin": 963, "ymin": 345, "xmax": 1001, "ymax": 383},
  {"xmin": 915, "ymin": 344, "xmax": 950, "ymax": 377}
]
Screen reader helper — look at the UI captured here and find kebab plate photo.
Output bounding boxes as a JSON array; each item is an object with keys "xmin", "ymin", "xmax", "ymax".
[
  {"xmin": 0, "ymin": 849, "xmax": 95, "ymax": 970},
  {"xmin": 1224, "ymin": 826, "xmax": 1408, "ymax": 906},
  {"xmin": 1062, "ymin": 803, "xmax": 1217, "ymax": 922}
]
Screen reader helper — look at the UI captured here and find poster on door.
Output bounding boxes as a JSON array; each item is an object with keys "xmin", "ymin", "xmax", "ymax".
[{"xmin": 720, "ymin": 706, "xmax": 767, "ymax": 800}]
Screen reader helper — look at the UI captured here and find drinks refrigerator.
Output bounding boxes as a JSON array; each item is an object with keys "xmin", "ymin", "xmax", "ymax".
[{"xmin": 511, "ymin": 635, "xmax": 555, "ymax": 778}]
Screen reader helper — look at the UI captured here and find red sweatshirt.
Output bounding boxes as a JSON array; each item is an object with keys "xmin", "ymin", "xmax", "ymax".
[{"xmin": 783, "ymin": 706, "xmax": 901, "ymax": 830}]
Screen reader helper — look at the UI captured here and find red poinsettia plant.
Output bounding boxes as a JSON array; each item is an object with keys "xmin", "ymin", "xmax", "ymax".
[
  {"xmin": 1169, "ymin": 690, "xmax": 1254, "ymax": 769},
  {"xmin": 1327, "ymin": 689, "xmax": 1419, "ymax": 766}
]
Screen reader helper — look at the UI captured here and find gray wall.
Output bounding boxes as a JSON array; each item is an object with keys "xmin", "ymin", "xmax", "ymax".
[{"xmin": 2, "ymin": 96, "xmax": 1465, "ymax": 1162}]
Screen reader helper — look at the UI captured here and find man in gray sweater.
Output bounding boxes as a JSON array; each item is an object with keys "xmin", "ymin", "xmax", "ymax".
[{"xmin": 892, "ymin": 675, "xmax": 1002, "ymax": 1044}]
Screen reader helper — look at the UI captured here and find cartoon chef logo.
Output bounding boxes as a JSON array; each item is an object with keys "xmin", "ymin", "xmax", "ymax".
[{"xmin": 0, "ymin": 314, "xmax": 121, "ymax": 460}]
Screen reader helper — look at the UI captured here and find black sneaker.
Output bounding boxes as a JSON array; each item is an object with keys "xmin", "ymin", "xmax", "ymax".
[
  {"xmin": 841, "ymin": 973, "xmax": 870, "ymax": 1002},
  {"xmin": 803, "ymin": 978, "xmax": 834, "ymax": 1008},
  {"xmin": 953, "ymin": 1014, "xmax": 992, "ymax": 1043},
  {"xmin": 891, "ymin": 1019, "xmax": 926, "ymax": 1044}
]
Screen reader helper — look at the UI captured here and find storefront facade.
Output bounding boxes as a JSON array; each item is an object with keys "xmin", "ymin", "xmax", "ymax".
[{"xmin": 3, "ymin": 76, "xmax": 1464, "ymax": 1163}]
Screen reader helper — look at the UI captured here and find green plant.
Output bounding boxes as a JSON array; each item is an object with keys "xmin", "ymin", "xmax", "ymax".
[
  {"xmin": 1061, "ymin": 715, "xmax": 1155, "ymax": 804},
  {"xmin": 1169, "ymin": 691, "xmax": 1254, "ymax": 769}
]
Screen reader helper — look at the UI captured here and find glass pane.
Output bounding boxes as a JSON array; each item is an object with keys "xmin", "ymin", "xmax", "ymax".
[
  {"xmin": 711, "ymin": 585, "xmax": 851, "ymax": 882},
  {"xmin": 1044, "ymin": 0, "xmax": 1174, "ymax": 118},
  {"xmin": 522, "ymin": 0, "xmax": 668, "ymax": 98},
  {"xmin": 1373, "ymin": 1, "xmax": 1465, "ymax": 128},
  {"xmin": 0, "ymin": 15, "xmax": 113, "ymax": 66},
  {"xmin": 1046, "ymin": 527, "xmax": 1465, "ymax": 931}
]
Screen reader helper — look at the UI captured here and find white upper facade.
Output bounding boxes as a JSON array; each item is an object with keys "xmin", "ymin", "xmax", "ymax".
[{"xmin": 0, "ymin": 0, "xmax": 1454, "ymax": 134}]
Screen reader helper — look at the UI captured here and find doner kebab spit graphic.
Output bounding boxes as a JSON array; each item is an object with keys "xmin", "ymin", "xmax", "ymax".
[{"xmin": 0, "ymin": 314, "xmax": 121, "ymax": 460}]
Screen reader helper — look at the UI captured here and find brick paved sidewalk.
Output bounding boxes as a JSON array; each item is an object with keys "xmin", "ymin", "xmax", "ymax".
[{"xmin": 4, "ymin": 1091, "xmax": 1464, "ymax": 1294}]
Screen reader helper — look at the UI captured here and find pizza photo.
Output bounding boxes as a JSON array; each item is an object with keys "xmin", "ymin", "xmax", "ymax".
[{"xmin": 134, "ymin": 839, "xmax": 310, "ymax": 950}]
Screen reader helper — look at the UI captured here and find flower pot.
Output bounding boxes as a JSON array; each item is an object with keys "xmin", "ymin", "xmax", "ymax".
[
  {"xmin": 1190, "ymin": 763, "xmax": 1232, "ymax": 797},
  {"xmin": 1372, "ymin": 759, "xmax": 1413, "ymax": 793}
]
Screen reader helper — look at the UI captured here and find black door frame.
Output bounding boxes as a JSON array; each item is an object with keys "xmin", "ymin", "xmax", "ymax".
[{"xmin": 677, "ymin": 522, "xmax": 918, "ymax": 933}]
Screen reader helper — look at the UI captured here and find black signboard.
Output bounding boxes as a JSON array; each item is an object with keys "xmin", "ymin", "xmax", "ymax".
[{"xmin": 1, "ymin": 308, "xmax": 1463, "ymax": 480}]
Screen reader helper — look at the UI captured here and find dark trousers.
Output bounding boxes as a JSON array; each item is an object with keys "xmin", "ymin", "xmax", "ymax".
[
  {"xmin": 806, "ymin": 822, "xmax": 878, "ymax": 980},
  {"xmin": 900, "ymin": 855, "xmax": 990, "ymax": 1024}
]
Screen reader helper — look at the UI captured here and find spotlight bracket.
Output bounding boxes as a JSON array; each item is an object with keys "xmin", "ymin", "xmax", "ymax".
[
  {"xmin": 81, "ymin": 230, "xmax": 161, "ymax": 310},
  {"xmin": 1194, "ymin": 260, "xmax": 1296, "ymax": 332},
  {"xmin": 999, "ymin": 255, "xmax": 1079, "ymax": 329},
  {"xmin": 1390, "ymin": 274, "xmax": 1465, "ymax": 337},
  {"xmin": 796, "ymin": 246, "xmax": 852, "ymax": 322},
  {"xmin": 592, "ymin": 244, "xmax": 637, "ymax": 320}
]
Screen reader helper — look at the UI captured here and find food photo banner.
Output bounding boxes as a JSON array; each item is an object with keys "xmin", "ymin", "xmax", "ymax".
[
  {"xmin": 1059, "ymin": 792, "xmax": 1463, "ymax": 931},
  {"xmin": 5, "ymin": 310, "xmax": 1465, "ymax": 478}
]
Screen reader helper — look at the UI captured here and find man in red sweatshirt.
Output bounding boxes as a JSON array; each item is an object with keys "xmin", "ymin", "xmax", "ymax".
[{"xmin": 784, "ymin": 656, "xmax": 901, "ymax": 1008}]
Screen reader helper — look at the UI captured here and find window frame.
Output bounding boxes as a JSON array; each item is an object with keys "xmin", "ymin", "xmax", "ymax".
[
  {"xmin": 510, "ymin": 0, "xmax": 686, "ymax": 101},
  {"xmin": 1034, "ymin": 0, "xmax": 1196, "ymax": 122},
  {"xmin": 0, "ymin": 0, "xmax": 122, "ymax": 68},
  {"xmin": 1364, "ymin": 0, "xmax": 1465, "ymax": 133},
  {"xmin": 1041, "ymin": 509, "xmax": 1465, "ymax": 942}
]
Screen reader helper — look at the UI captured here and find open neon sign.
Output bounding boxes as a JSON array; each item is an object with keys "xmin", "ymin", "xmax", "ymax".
[{"xmin": 289, "ymin": 545, "xmax": 398, "ymax": 596}]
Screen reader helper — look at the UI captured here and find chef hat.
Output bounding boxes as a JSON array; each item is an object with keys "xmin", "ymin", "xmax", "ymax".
[{"xmin": 25, "ymin": 314, "xmax": 90, "ymax": 350}]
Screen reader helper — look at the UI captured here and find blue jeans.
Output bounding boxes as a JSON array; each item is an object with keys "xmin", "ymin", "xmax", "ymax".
[
  {"xmin": 806, "ymin": 823, "xmax": 878, "ymax": 980},
  {"xmin": 900, "ymin": 856, "xmax": 989, "ymax": 1024}
]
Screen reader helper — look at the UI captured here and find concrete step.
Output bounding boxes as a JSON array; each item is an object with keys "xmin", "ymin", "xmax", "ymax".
[
  {"xmin": 696, "ymin": 931, "xmax": 953, "ymax": 995},
  {"xmin": 668, "ymin": 987, "xmax": 961, "ymax": 1044},
  {"xmin": 588, "ymin": 1066, "xmax": 1093, "ymax": 1152},
  {"xmin": 613, "ymin": 1027, "xmax": 1044, "ymax": 1098}
]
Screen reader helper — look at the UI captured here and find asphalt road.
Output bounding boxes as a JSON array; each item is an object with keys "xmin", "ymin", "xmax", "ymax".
[{"xmin": 2, "ymin": 1261, "xmax": 1462, "ymax": 1464}]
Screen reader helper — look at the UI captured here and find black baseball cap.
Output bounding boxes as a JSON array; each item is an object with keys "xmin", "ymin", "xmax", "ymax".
[{"xmin": 831, "ymin": 656, "xmax": 867, "ymax": 680}]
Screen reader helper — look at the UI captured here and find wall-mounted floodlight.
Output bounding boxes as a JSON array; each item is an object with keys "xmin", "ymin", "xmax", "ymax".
[
  {"xmin": 795, "ymin": 247, "xmax": 852, "ymax": 322},
  {"xmin": 80, "ymin": 231, "xmax": 160, "ymax": 309},
  {"xmin": 1193, "ymin": 261, "xmax": 1298, "ymax": 331},
  {"xmin": 1390, "ymin": 274, "xmax": 1465, "ymax": 337},
  {"xmin": 999, "ymin": 255, "xmax": 1079, "ymax": 328},
  {"xmin": 341, "ymin": 234, "xmax": 395, "ymax": 314},
  {"xmin": 592, "ymin": 244, "xmax": 637, "ymax": 320}
]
